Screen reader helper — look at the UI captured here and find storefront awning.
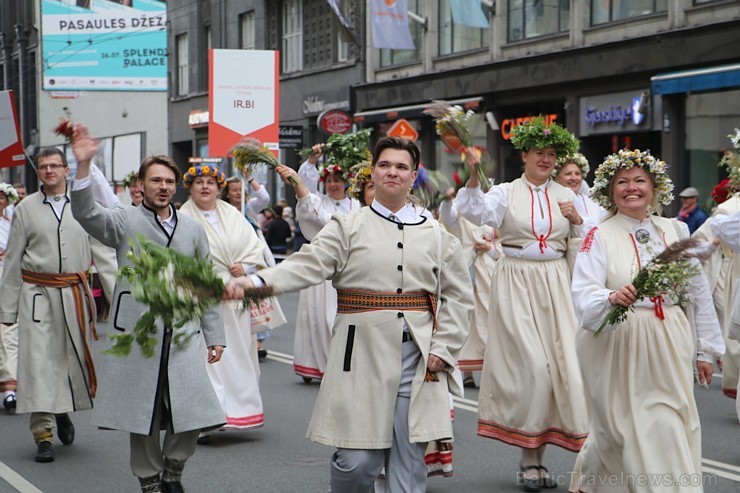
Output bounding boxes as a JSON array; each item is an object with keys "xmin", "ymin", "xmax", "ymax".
[
  {"xmin": 651, "ymin": 64, "xmax": 740, "ymax": 95},
  {"xmin": 353, "ymin": 96, "xmax": 484, "ymax": 124}
]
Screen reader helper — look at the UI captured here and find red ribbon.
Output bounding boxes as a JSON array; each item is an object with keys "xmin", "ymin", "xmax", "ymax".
[
  {"xmin": 538, "ymin": 234, "xmax": 547, "ymax": 254},
  {"xmin": 650, "ymin": 295, "xmax": 665, "ymax": 320}
]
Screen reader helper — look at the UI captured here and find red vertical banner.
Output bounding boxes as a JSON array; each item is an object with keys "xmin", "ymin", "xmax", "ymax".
[
  {"xmin": 0, "ymin": 90, "xmax": 25, "ymax": 168},
  {"xmin": 208, "ymin": 49, "xmax": 280, "ymax": 157}
]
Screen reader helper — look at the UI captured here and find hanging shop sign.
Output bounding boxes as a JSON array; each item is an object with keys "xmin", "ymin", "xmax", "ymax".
[
  {"xmin": 279, "ymin": 126, "xmax": 304, "ymax": 149},
  {"xmin": 208, "ymin": 49, "xmax": 279, "ymax": 157},
  {"xmin": 317, "ymin": 110, "xmax": 353, "ymax": 135},
  {"xmin": 500, "ymin": 113, "xmax": 560, "ymax": 141},
  {"xmin": 303, "ymin": 89, "xmax": 351, "ymax": 116},
  {"xmin": 579, "ymin": 90, "xmax": 656, "ymax": 136},
  {"xmin": 188, "ymin": 110, "xmax": 209, "ymax": 129}
]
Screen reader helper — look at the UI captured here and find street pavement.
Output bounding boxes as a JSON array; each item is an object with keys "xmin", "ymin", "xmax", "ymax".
[{"xmin": 0, "ymin": 290, "xmax": 739, "ymax": 492}]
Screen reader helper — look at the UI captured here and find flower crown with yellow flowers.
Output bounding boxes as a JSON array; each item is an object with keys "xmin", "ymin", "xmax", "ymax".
[
  {"xmin": 349, "ymin": 162, "xmax": 373, "ymax": 202},
  {"xmin": 591, "ymin": 149, "xmax": 674, "ymax": 212},
  {"xmin": 510, "ymin": 116, "xmax": 579, "ymax": 157},
  {"xmin": 183, "ymin": 164, "xmax": 227, "ymax": 189},
  {"xmin": 552, "ymin": 153, "xmax": 590, "ymax": 178}
]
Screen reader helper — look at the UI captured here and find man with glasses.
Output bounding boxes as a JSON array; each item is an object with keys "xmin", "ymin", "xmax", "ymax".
[{"xmin": 0, "ymin": 147, "xmax": 98, "ymax": 463}]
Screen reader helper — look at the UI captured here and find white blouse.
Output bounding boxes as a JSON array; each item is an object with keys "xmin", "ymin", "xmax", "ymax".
[
  {"xmin": 298, "ymin": 159, "xmax": 320, "ymax": 195},
  {"xmin": 296, "ymin": 193, "xmax": 358, "ymax": 241},
  {"xmin": 572, "ymin": 214, "xmax": 725, "ymax": 361},
  {"xmin": 575, "ymin": 181, "xmax": 608, "ymax": 225},
  {"xmin": 456, "ymin": 176, "xmax": 590, "ymax": 260},
  {"xmin": 711, "ymin": 211, "xmax": 740, "ymax": 252}
]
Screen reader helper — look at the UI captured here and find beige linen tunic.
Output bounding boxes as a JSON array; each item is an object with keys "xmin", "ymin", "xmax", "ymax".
[
  {"xmin": 259, "ymin": 207, "xmax": 473, "ymax": 448},
  {"xmin": 0, "ymin": 190, "xmax": 95, "ymax": 413}
]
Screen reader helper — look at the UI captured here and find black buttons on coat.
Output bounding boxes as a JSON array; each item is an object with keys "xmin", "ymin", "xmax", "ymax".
[
  {"xmin": 397, "ymin": 242, "xmax": 403, "ymax": 248},
  {"xmin": 397, "ymin": 265, "xmax": 403, "ymax": 271}
]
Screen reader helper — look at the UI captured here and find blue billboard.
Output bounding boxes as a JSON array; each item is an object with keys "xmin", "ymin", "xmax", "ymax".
[{"xmin": 42, "ymin": 0, "xmax": 167, "ymax": 91}]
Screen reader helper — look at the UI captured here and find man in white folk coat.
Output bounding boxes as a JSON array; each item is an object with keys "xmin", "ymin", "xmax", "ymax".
[
  {"xmin": 227, "ymin": 137, "xmax": 473, "ymax": 493},
  {"xmin": 0, "ymin": 147, "xmax": 97, "ymax": 463},
  {"xmin": 70, "ymin": 126, "xmax": 226, "ymax": 493}
]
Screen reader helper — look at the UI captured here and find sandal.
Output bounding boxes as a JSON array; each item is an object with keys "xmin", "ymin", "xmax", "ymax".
[
  {"xmin": 518, "ymin": 463, "xmax": 541, "ymax": 492},
  {"xmin": 538, "ymin": 465, "xmax": 557, "ymax": 489}
]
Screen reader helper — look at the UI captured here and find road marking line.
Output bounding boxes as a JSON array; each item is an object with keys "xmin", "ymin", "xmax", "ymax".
[
  {"xmin": 265, "ymin": 349, "xmax": 294, "ymax": 361},
  {"xmin": 702, "ymin": 458, "xmax": 740, "ymax": 474},
  {"xmin": 702, "ymin": 465, "xmax": 740, "ymax": 483},
  {"xmin": 0, "ymin": 461, "xmax": 43, "ymax": 493}
]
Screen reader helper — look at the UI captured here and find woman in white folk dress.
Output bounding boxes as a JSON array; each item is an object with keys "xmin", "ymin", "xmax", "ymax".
[
  {"xmin": 178, "ymin": 165, "xmax": 268, "ymax": 441},
  {"xmin": 456, "ymin": 117, "xmax": 590, "ymax": 491},
  {"xmin": 0, "ymin": 183, "xmax": 19, "ymax": 413},
  {"xmin": 286, "ymin": 148, "xmax": 360, "ymax": 382},
  {"xmin": 570, "ymin": 149, "xmax": 725, "ymax": 492}
]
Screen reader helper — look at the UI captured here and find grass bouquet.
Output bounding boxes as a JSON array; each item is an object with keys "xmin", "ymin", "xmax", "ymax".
[{"xmin": 231, "ymin": 136, "xmax": 299, "ymax": 186}]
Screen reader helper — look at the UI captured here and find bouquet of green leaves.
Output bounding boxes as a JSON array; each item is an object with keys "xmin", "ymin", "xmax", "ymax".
[
  {"xmin": 231, "ymin": 137, "xmax": 299, "ymax": 186},
  {"xmin": 424, "ymin": 100, "xmax": 490, "ymax": 192},
  {"xmin": 594, "ymin": 238, "xmax": 716, "ymax": 337},
  {"xmin": 297, "ymin": 129, "xmax": 372, "ymax": 168},
  {"xmin": 107, "ymin": 236, "xmax": 270, "ymax": 357}
]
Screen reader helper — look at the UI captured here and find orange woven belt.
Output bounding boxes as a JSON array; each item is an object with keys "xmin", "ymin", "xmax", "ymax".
[
  {"xmin": 22, "ymin": 270, "xmax": 98, "ymax": 398},
  {"xmin": 336, "ymin": 289, "xmax": 438, "ymax": 331}
]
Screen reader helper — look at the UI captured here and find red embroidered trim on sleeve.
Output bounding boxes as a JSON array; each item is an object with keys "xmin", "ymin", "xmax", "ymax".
[{"xmin": 579, "ymin": 227, "xmax": 599, "ymax": 253}]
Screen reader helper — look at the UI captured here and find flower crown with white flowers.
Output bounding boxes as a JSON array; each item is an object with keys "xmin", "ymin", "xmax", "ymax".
[
  {"xmin": 510, "ymin": 116, "xmax": 579, "ymax": 157},
  {"xmin": 720, "ymin": 128, "xmax": 740, "ymax": 189},
  {"xmin": 590, "ymin": 149, "xmax": 674, "ymax": 212},
  {"xmin": 183, "ymin": 164, "xmax": 227, "ymax": 189},
  {"xmin": 552, "ymin": 153, "xmax": 589, "ymax": 178},
  {"xmin": 123, "ymin": 171, "xmax": 139, "ymax": 189},
  {"xmin": 0, "ymin": 183, "xmax": 19, "ymax": 204}
]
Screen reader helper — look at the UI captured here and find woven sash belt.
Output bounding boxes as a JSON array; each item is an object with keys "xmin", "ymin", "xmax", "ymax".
[
  {"xmin": 336, "ymin": 289, "xmax": 438, "ymax": 332},
  {"xmin": 22, "ymin": 270, "xmax": 99, "ymax": 398}
]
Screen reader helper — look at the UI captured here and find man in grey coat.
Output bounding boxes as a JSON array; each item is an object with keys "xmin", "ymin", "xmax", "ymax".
[{"xmin": 70, "ymin": 126, "xmax": 226, "ymax": 493}]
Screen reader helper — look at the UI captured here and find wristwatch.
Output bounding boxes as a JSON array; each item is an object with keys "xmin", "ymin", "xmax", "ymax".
[{"xmin": 248, "ymin": 178, "xmax": 254, "ymax": 184}]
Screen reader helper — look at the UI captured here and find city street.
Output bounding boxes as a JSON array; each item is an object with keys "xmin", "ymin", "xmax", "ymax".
[{"xmin": 0, "ymin": 290, "xmax": 739, "ymax": 492}]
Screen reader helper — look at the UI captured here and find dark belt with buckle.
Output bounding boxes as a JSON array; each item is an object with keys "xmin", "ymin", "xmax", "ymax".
[{"xmin": 402, "ymin": 331, "xmax": 413, "ymax": 343}]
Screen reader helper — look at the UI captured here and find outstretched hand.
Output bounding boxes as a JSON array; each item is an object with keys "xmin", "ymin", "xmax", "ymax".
[{"xmin": 72, "ymin": 124, "xmax": 99, "ymax": 179}]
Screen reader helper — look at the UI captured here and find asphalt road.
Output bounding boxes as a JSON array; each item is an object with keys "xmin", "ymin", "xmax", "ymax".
[{"xmin": 0, "ymin": 291, "xmax": 738, "ymax": 492}]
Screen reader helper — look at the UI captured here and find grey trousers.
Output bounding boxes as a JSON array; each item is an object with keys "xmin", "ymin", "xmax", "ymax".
[
  {"xmin": 330, "ymin": 338, "xmax": 427, "ymax": 493},
  {"xmin": 129, "ymin": 330, "xmax": 199, "ymax": 479}
]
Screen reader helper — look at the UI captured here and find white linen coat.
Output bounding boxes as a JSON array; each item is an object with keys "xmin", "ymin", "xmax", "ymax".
[{"xmin": 259, "ymin": 207, "xmax": 473, "ymax": 448}]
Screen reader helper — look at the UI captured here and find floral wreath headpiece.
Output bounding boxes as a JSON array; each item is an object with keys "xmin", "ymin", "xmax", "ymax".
[
  {"xmin": 0, "ymin": 183, "xmax": 19, "ymax": 204},
  {"xmin": 590, "ymin": 149, "xmax": 674, "ymax": 212},
  {"xmin": 183, "ymin": 164, "xmax": 227, "ymax": 189},
  {"xmin": 123, "ymin": 171, "xmax": 139, "ymax": 189},
  {"xmin": 719, "ymin": 128, "xmax": 740, "ymax": 190},
  {"xmin": 349, "ymin": 162, "xmax": 372, "ymax": 202},
  {"xmin": 319, "ymin": 129, "xmax": 372, "ymax": 183},
  {"xmin": 552, "ymin": 153, "xmax": 589, "ymax": 178},
  {"xmin": 510, "ymin": 116, "xmax": 579, "ymax": 157}
]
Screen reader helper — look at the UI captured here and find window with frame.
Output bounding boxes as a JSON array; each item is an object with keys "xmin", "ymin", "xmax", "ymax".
[
  {"xmin": 240, "ymin": 11, "xmax": 256, "ymax": 50},
  {"xmin": 439, "ymin": 0, "xmax": 490, "ymax": 55},
  {"xmin": 176, "ymin": 33, "xmax": 188, "ymax": 96},
  {"xmin": 508, "ymin": 0, "xmax": 569, "ymax": 42},
  {"xmin": 282, "ymin": 0, "xmax": 303, "ymax": 73},
  {"xmin": 591, "ymin": 0, "xmax": 668, "ymax": 26},
  {"xmin": 379, "ymin": 0, "xmax": 422, "ymax": 68}
]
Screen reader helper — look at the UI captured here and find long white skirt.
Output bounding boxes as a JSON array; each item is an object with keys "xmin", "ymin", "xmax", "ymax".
[
  {"xmin": 293, "ymin": 280, "xmax": 337, "ymax": 380},
  {"xmin": 477, "ymin": 256, "xmax": 588, "ymax": 451},
  {"xmin": 458, "ymin": 254, "xmax": 495, "ymax": 372},
  {"xmin": 572, "ymin": 306, "xmax": 702, "ymax": 493},
  {"xmin": 205, "ymin": 303, "xmax": 264, "ymax": 429},
  {"xmin": 0, "ymin": 264, "xmax": 18, "ymax": 393}
]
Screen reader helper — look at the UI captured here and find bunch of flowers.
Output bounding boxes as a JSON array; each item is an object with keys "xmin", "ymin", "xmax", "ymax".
[
  {"xmin": 711, "ymin": 178, "xmax": 733, "ymax": 205},
  {"xmin": 349, "ymin": 162, "xmax": 373, "ymax": 203},
  {"xmin": 594, "ymin": 238, "xmax": 715, "ymax": 337},
  {"xmin": 591, "ymin": 149, "xmax": 674, "ymax": 212},
  {"xmin": 122, "ymin": 171, "xmax": 139, "ymax": 189},
  {"xmin": 552, "ymin": 152, "xmax": 589, "ymax": 178},
  {"xmin": 53, "ymin": 118, "xmax": 75, "ymax": 143},
  {"xmin": 0, "ymin": 183, "xmax": 20, "ymax": 204},
  {"xmin": 108, "ymin": 236, "xmax": 270, "ymax": 358},
  {"xmin": 510, "ymin": 116, "xmax": 579, "ymax": 157},
  {"xmin": 231, "ymin": 137, "xmax": 298, "ymax": 186},
  {"xmin": 719, "ymin": 128, "xmax": 740, "ymax": 189},
  {"xmin": 412, "ymin": 164, "xmax": 452, "ymax": 209},
  {"xmin": 183, "ymin": 164, "xmax": 227, "ymax": 189},
  {"xmin": 424, "ymin": 100, "xmax": 490, "ymax": 192}
]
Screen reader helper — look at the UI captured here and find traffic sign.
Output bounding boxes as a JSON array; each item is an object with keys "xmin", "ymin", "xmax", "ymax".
[{"xmin": 386, "ymin": 118, "xmax": 419, "ymax": 142}]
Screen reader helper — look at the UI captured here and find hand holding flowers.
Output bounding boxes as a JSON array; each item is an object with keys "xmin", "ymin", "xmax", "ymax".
[{"xmin": 231, "ymin": 137, "xmax": 299, "ymax": 186}]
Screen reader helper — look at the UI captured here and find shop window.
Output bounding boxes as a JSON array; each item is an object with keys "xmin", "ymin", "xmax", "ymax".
[
  {"xmin": 282, "ymin": 0, "xmax": 303, "ymax": 73},
  {"xmin": 591, "ymin": 0, "xmax": 667, "ymax": 26},
  {"xmin": 685, "ymin": 89, "xmax": 740, "ymax": 210},
  {"xmin": 176, "ymin": 33, "xmax": 189, "ymax": 96},
  {"xmin": 508, "ymin": 0, "xmax": 569, "ymax": 42},
  {"xmin": 379, "ymin": 0, "xmax": 422, "ymax": 68},
  {"xmin": 439, "ymin": 0, "xmax": 490, "ymax": 56},
  {"xmin": 240, "ymin": 11, "xmax": 256, "ymax": 50}
]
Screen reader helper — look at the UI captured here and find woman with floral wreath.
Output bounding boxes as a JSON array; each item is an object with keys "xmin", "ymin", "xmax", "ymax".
[
  {"xmin": 178, "ymin": 165, "xmax": 269, "ymax": 440},
  {"xmin": 552, "ymin": 153, "xmax": 606, "ymax": 225},
  {"xmin": 276, "ymin": 144, "xmax": 360, "ymax": 383},
  {"xmin": 457, "ymin": 117, "xmax": 590, "ymax": 490},
  {"xmin": 123, "ymin": 171, "xmax": 143, "ymax": 206},
  {"xmin": 0, "ymin": 183, "xmax": 19, "ymax": 412},
  {"xmin": 570, "ymin": 149, "xmax": 725, "ymax": 492}
]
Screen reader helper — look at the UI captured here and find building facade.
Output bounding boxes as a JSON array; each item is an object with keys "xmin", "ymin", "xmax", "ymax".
[{"xmin": 355, "ymin": 0, "xmax": 740, "ymax": 214}]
